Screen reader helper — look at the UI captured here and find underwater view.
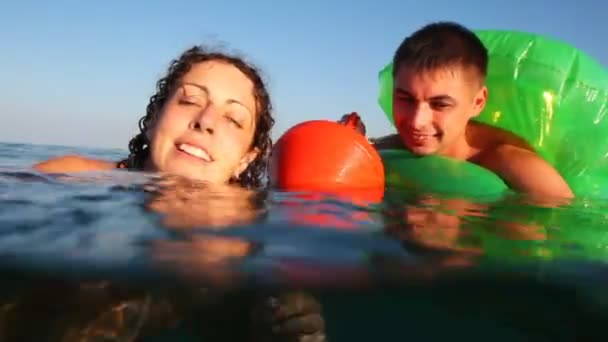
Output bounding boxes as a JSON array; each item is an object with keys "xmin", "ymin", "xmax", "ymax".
[
  {"xmin": 1, "ymin": 0, "xmax": 607, "ymax": 339},
  {"xmin": 1, "ymin": 141, "xmax": 607, "ymax": 341}
]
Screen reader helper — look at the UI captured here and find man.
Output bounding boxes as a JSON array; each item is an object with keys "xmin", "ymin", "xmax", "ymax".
[{"xmin": 367, "ymin": 21, "xmax": 574, "ymax": 199}]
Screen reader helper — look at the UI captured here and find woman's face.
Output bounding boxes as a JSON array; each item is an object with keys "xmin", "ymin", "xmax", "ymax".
[{"xmin": 146, "ymin": 60, "xmax": 259, "ymax": 184}]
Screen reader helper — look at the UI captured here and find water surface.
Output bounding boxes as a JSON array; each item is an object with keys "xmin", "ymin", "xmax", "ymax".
[{"xmin": 0, "ymin": 141, "xmax": 606, "ymax": 341}]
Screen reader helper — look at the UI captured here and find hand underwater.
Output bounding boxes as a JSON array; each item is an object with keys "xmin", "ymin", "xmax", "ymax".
[{"xmin": 250, "ymin": 291, "xmax": 326, "ymax": 342}]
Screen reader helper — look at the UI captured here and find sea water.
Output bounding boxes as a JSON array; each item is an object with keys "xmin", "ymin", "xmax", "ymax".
[{"xmin": 0, "ymin": 141, "xmax": 607, "ymax": 341}]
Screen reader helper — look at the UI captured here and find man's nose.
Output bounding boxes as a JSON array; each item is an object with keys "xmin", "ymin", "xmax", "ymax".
[{"xmin": 410, "ymin": 103, "xmax": 433, "ymax": 128}]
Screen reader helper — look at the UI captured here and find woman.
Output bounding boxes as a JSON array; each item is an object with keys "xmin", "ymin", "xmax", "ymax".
[
  {"xmin": 22, "ymin": 45, "xmax": 327, "ymax": 342},
  {"xmin": 34, "ymin": 45, "xmax": 274, "ymax": 189}
]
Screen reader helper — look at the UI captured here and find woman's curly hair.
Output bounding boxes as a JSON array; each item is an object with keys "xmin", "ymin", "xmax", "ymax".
[{"xmin": 118, "ymin": 45, "xmax": 275, "ymax": 189}]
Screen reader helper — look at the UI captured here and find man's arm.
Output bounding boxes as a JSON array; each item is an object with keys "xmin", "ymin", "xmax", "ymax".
[{"xmin": 480, "ymin": 144, "xmax": 574, "ymax": 200}]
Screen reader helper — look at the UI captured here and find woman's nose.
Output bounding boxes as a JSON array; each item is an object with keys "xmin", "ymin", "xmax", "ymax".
[{"xmin": 192, "ymin": 105, "xmax": 219, "ymax": 134}]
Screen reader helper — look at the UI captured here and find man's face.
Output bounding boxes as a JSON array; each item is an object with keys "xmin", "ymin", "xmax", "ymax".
[{"xmin": 392, "ymin": 64, "xmax": 487, "ymax": 157}]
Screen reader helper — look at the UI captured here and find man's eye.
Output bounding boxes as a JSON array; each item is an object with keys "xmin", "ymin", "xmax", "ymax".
[
  {"xmin": 432, "ymin": 102, "xmax": 450, "ymax": 110},
  {"xmin": 396, "ymin": 96, "xmax": 415, "ymax": 103}
]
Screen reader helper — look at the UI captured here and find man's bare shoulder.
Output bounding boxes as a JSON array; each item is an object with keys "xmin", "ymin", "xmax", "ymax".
[
  {"xmin": 482, "ymin": 144, "xmax": 541, "ymax": 165},
  {"xmin": 369, "ymin": 133, "xmax": 405, "ymax": 150},
  {"xmin": 477, "ymin": 144, "xmax": 573, "ymax": 198},
  {"xmin": 33, "ymin": 155, "xmax": 118, "ymax": 173},
  {"xmin": 469, "ymin": 121, "xmax": 535, "ymax": 152}
]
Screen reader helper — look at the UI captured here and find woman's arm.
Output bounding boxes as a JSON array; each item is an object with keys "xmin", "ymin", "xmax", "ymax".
[{"xmin": 33, "ymin": 155, "xmax": 117, "ymax": 173}]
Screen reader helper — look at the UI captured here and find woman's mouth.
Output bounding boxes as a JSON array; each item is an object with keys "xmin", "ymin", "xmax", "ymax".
[{"xmin": 177, "ymin": 143, "xmax": 213, "ymax": 162}]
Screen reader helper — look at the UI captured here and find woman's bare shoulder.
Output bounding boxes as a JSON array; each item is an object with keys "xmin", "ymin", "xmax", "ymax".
[{"xmin": 33, "ymin": 155, "xmax": 118, "ymax": 173}]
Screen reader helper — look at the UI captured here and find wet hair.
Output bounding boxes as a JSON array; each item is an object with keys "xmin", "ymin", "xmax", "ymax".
[
  {"xmin": 392, "ymin": 21, "xmax": 488, "ymax": 83},
  {"xmin": 118, "ymin": 45, "xmax": 275, "ymax": 189}
]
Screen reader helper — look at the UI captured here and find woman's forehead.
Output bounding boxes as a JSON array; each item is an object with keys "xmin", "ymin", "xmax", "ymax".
[
  {"xmin": 181, "ymin": 61, "xmax": 257, "ymax": 109},
  {"xmin": 183, "ymin": 61, "xmax": 253, "ymax": 88}
]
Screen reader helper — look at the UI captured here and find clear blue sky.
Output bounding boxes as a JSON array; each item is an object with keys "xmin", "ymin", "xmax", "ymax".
[{"xmin": 0, "ymin": 0, "xmax": 606, "ymax": 149}]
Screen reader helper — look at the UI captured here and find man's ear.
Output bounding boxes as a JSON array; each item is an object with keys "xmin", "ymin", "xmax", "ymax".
[
  {"xmin": 234, "ymin": 148, "xmax": 260, "ymax": 178},
  {"xmin": 470, "ymin": 85, "xmax": 488, "ymax": 118}
]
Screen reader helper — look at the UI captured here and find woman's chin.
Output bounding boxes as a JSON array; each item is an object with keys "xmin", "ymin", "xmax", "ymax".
[{"xmin": 160, "ymin": 164, "xmax": 215, "ymax": 183}]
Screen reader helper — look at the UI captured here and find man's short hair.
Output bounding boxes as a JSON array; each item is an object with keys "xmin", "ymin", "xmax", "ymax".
[{"xmin": 393, "ymin": 21, "xmax": 488, "ymax": 82}]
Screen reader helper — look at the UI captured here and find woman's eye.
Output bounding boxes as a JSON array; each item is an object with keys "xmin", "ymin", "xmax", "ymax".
[
  {"xmin": 226, "ymin": 116, "xmax": 242, "ymax": 128},
  {"xmin": 178, "ymin": 96, "xmax": 201, "ymax": 106}
]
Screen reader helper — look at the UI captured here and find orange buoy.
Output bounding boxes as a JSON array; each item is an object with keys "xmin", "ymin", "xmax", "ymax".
[{"xmin": 269, "ymin": 113, "xmax": 385, "ymax": 204}]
